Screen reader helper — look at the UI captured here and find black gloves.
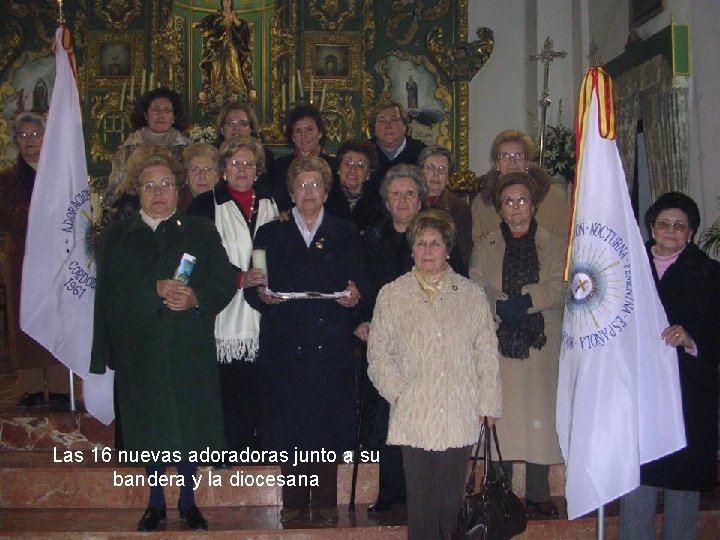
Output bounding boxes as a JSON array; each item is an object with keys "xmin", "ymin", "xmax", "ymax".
[{"xmin": 496, "ymin": 294, "xmax": 532, "ymax": 324}]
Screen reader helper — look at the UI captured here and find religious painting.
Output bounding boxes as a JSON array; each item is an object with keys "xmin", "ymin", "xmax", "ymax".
[
  {"xmin": 0, "ymin": 51, "xmax": 55, "ymax": 165},
  {"xmin": 303, "ymin": 32, "xmax": 362, "ymax": 90},
  {"xmin": 630, "ymin": 0, "xmax": 663, "ymax": 27},
  {"xmin": 375, "ymin": 52, "xmax": 452, "ymax": 149},
  {"xmin": 86, "ymin": 32, "xmax": 144, "ymax": 88},
  {"xmin": 98, "ymin": 42, "xmax": 132, "ymax": 77}
]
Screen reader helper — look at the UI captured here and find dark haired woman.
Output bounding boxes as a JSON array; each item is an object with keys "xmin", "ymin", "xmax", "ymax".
[
  {"xmin": 619, "ymin": 192, "xmax": 720, "ymax": 540},
  {"xmin": 267, "ymin": 103, "xmax": 336, "ymax": 213},
  {"xmin": 107, "ymin": 87, "xmax": 189, "ymax": 203}
]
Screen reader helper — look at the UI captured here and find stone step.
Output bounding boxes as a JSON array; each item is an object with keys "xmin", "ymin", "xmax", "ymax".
[
  {"xmin": 0, "ymin": 450, "xmax": 378, "ymax": 509},
  {"xmin": 0, "ymin": 502, "xmax": 718, "ymax": 539}
]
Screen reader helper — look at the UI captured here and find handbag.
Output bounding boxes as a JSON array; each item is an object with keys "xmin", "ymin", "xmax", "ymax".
[{"xmin": 452, "ymin": 421, "xmax": 527, "ymax": 540}]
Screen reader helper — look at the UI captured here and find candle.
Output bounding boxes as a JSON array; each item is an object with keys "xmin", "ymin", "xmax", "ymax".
[
  {"xmin": 120, "ymin": 81, "xmax": 126, "ymax": 111},
  {"xmin": 289, "ymin": 76, "xmax": 295, "ymax": 105},
  {"xmin": 320, "ymin": 84, "xmax": 326, "ymax": 111},
  {"xmin": 130, "ymin": 75, "xmax": 135, "ymax": 100},
  {"xmin": 148, "ymin": 71, "xmax": 154, "ymax": 90},
  {"xmin": 282, "ymin": 83, "xmax": 287, "ymax": 111},
  {"xmin": 297, "ymin": 69, "xmax": 303, "ymax": 101},
  {"xmin": 309, "ymin": 76, "xmax": 314, "ymax": 104},
  {"xmin": 252, "ymin": 249, "xmax": 268, "ymax": 280},
  {"xmin": 141, "ymin": 69, "xmax": 146, "ymax": 94}
]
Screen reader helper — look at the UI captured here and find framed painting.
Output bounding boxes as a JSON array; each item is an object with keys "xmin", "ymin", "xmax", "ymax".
[
  {"xmin": 86, "ymin": 31, "xmax": 144, "ymax": 87},
  {"xmin": 630, "ymin": 0, "xmax": 663, "ymax": 27},
  {"xmin": 302, "ymin": 32, "xmax": 362, "ymax": 91}
]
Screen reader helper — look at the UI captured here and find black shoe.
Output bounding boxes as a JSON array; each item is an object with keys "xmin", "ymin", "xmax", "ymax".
[
  {"xmin": 179, "ymin": 504, "xmax": 208, "ymax": 530},
  {"xmin": 367, "ymin": 496, "xmax": 405, "ymax": 513},
  {"xmin": 137, "ymin": 505, "xmax": 166, "ymax": 531},
  {"xmin": 526, "ymin": 499, "xmax": 559, "ymax": 517},
  {"xmin": 16, "ymin": 392, "xmax": 45, "ymax": 408}
]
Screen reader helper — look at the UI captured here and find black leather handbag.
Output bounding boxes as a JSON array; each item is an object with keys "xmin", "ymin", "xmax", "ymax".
[{"xmin": 452, "ymin": 421, "xmax": 527, "ymax": 540}]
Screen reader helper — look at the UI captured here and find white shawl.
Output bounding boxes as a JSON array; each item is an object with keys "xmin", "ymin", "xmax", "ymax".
[{"xmin": 214, "ymin": 196, "xmax": 277, "ymax": 362}]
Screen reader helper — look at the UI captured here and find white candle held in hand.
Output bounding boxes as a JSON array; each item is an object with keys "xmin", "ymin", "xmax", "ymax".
[{"xmin": 252, "ymin": 249, "xmax": 268, "ymax": 280}]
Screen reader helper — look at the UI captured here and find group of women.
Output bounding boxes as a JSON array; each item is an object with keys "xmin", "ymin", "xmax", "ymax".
[{"xmin": 86, "ymin": 87, "xmax": 719, "ymax": 539}]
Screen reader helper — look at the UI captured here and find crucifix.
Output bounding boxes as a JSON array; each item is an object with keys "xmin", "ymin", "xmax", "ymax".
[{"xmin": 529, "ymin": 37, "xmax": 567, "ymax": 168}]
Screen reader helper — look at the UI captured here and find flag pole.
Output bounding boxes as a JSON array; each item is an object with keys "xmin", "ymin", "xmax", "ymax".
[
  {"xmin": 597, "ymin": 504, "xmax": 605, "ymax": 540},
  {"xmin": 68, "ymin": 370, "xmax": 76, "ymax": 412}
]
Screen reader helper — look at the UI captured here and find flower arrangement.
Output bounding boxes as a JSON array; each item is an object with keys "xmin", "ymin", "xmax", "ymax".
[
  {"xmin": 188, "ymin": 124, "xmax": 217, "ymax": 144},
  {"xmin": 535, "ymin": 100, "xmax": 576, "ymax": 182},
  {"xmin": 699, "ymin": 195, "xmax": 720, "ymax": 257}
]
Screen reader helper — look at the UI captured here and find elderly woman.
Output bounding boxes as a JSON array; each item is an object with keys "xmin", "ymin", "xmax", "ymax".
[
  {"xmin": 187, "ymin": 136, "xmax": 278, "ymax": 452},
  {"xmin": 267, "ymin": 104, "xmax": 337, "ymax": 213},
  {"xmin": 471, "ymin": 129, "xmax": 569, "ymax": 241},
  {"xmin": 324, "ymin": 139, "xmax": 384, "ymax": 233},
  {"xmin": 179, "ymin": 143, "xmax": 220, "ymax": 209},
  {"xmin": 91, "ymin": 153, "xmax": 235, "ymax": 532},
  {"xmin": 358, "ymin": 164, "xmax": 466, "ymax": 516},
  {"xmin": 107, "ymin": 87, "xmax": 189, "ymax": 203},
  {"xmin": 368, "ymin": 209, "xmax": 501, "ymax": 539},
  {"xmin": 0, "ymin": 112, "xmax": 70, "ymax": 407},
  {"xmin": 245, "ymin": 156, "xmax": 367, "ymax": 524},
  {"xmin": 619, "ymin": 192, "xmax": 720, "ymax": 540},
  {"xmin": 469, "ymin": 171, "xmax": 565, "ymax": 517},
  {"xmin": 419, "ymin": 144, "xmax": 473, "ymax": 267}
]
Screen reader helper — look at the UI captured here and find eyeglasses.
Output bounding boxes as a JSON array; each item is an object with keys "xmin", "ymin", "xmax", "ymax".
[
  {"xmin": 139, "ymin": 179, "xmax": 175, "ymax": 192},
  {"xmin": 387, "ymin": 189, "xmax": 418, "ymax": 201},
  {"xmin": 224, "ymin": 119, "xmax": 251, "ymax": 128},
  {"xmin": 295, "ymin": 180, "xmax": 324, "ymax": 191},
  {"xmin": 655, "ymin": 220, "xmax": 688, "ymax": 232},
  {"xmin": 341, "ymin": 159, "xmax": 369, "ymax": 170},
  {"xmin": 497, "ymin": 152, "xmax": 528, "ymax": 162},
  {"xmin": 423, "ymin": 164, "xmax": 448, "ymax": 176},
  {"xmin": 148, "ymin": 107, "xmax": 173, "ymax": 115},
  {"xmin": 17, "ymin": 130, "xmax": 44, "ymax": 140},
  {"xmin": 188, "ymin": 166, "xmax": 217, "ymax": 176},
  {"xmin": 502, "ymin": 196, "xmax": 530, "ymax": 208},
  {"xmin": 413, "ymin": 239, "xmax": 445, "ymax": 250},
  {"xmin": 228, "ymin": 159, "xmax": 256, "ymax": 171}
]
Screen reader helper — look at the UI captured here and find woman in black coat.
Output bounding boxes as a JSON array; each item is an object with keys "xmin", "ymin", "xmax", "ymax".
[
  {"xmin": 245, "ymin": 156, "xmax": 368, "ymax": 524},
  {"xmin": 619, "ymin": 192, "xmax": 720, "ymax": 540}
]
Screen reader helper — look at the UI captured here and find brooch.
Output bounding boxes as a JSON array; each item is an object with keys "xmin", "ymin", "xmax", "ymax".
[{"xmin": 314, "ymin": 238, "xmax": 325, "ymax": 250}]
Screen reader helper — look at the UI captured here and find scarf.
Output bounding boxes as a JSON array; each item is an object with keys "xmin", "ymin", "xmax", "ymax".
[
  {"xmin": 413, "ymin": 265, "xmax": 448, "ymax": 303},
  {"xmin": 214, "ymin": 194, "xmax": 277, "ymax": 362},
  {"xmin": 497, "ymin": 219, "xmax": 546, "ymax": 359}
]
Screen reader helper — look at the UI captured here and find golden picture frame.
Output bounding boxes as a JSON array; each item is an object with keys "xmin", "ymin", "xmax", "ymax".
[
  {"xmin": 86, "ymin": 31, "xmax": 144, "ymax": 88},
  {"xmin": 302, "ymin": 32, "xmax": 362, "ymax": 91}
]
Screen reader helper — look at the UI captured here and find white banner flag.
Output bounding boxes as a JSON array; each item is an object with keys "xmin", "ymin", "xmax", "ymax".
[
  {"xmin": 556, "ymin": 67, "xmax": 685, "ymax": 519},
  {"xmin": 20, "ymin": 26, "xmax": 114, "ymax": 425}
]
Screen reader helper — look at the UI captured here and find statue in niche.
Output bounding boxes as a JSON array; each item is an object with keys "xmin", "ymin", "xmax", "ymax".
[
  {"xmin": 32, "ymin": 78, "xmax": 49, "ymax": 114},
  {"xmin": 406, "ymin": 75, "xmax": 418, "ymax": 110},
  {"xmin": 196, "ymin": 0, "xmax": 256, "ymax": 108}
]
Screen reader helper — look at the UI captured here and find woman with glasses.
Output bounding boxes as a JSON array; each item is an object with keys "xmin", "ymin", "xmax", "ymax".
[
  {"xmin": 179, "ymin": 143, "xmax": 221, "ymax": 209},
  {"xmin": 245, "ymin": 156, "xmax": 368, "ymax": 524},
  {"xmin": 268, "ymin": 103, "xmax": 337, "ymax": 213},
  {"xmin": 471, "ymin": 129, "xmax": 569, "ymax": 241},
  {"xmin": 325, "ymin": 139, "xmax": 384, "ymax": 233},
  {"xmin": 92, "ymin": 153, "xmax": 235, "ymax": 532},
  {"xmin": 107, "ymin": 88, "xmax": 189, "ymax": 204},
  {"xmin": 469, "ymin": 171, "xmax": 565, "ymax": 518},
  {"xmin": 1, "ymin": 112, "xmax": 72, "ymax": 408},
  {"xmin": 187, "ymin": 136, "xmax": 278, "ymax": 453},
  {"xmin": 619, "ymin": 192, "xmax": 720, "ymax": 540},
  {"xmin": 356, "ymin": 164, "xmax": 466, "ymax": 517},
  {"xmin": 418, "ymin": 144, "xmax": 473, "ymax": 268}
]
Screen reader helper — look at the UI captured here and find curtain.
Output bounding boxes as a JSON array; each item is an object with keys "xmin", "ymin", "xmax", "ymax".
[
  {"xmin": 615, "ymin": 94, "xmax": 640, "ymax": 190},
  {"xmin": 640, "ymin": 87, "xmax": 689, "ymax": 200}
]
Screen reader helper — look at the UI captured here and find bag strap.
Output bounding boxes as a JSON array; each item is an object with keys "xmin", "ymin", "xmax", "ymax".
[
  {"xmin": 489, "ymin": 423, "xmax": 512, "ymax": 487},
  {"xmin": 464, "ymin": 420, "xmax": 513, "ymax": 495},
  {"xmin": 464, "ymin": 423, "xmax": 486, "ymax": 496}
]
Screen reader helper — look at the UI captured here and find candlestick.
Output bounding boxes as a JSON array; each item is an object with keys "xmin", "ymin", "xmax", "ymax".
[
  {"xmin": 309, "ymin": 76, "xmax": 314, "ymax": 104},
  {"xmin": 282, "ymin": 83, "xmax": 287, "ymax": 111},
  {"xmin": 130, "ymin": 75, "xmax": 135, "ymax": 100},
  {"xmin": 148, "ymin": 71, "xmax": 154, "ymax": 90},
  {"xmin": 289, "ymin": 76, "xmax": 295, "ymax": 105},
  {"xmin": 120, "ymin": 81, "xmax": 126, "ymax": 111},
  {"xmin": 320, "ymin": 84, "xmax": 326, "ymax": 111},
  {"xmin": 141, "ymin": 69, "xmax": 146, "ymax": 94},
  {"xmin": 297, "ymin": 69, "xmax": 303, "ymax": 101}
]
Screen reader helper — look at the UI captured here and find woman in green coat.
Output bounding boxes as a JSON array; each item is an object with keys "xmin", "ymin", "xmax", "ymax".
[{"xmin": 91, "ymin": 153, "xmax": 235, "ymax": 532}]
